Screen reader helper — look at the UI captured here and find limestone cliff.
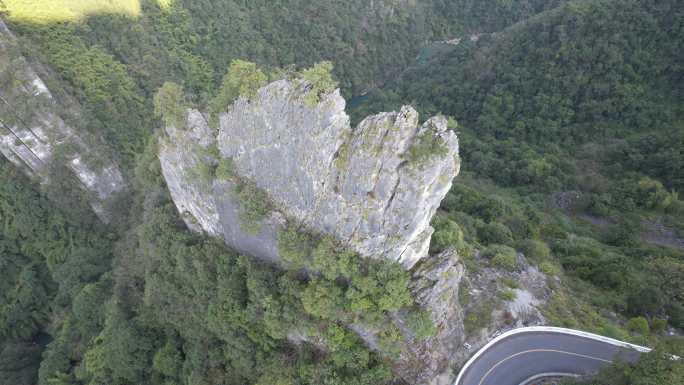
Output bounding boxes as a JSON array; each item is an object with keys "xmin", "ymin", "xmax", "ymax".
[
  {"xmin": 156, "ymin": 75, "xmax": 555, "ymax": 385},
  {"xmin": 160, "ymin": 78, "xmax": 459, "ymax": 268},
  {"xmin": 0, "ymin": 20, "xmax": 126, "ymax": 220}
]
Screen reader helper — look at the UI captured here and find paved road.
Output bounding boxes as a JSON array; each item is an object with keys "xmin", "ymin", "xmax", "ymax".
[{"xmin": 454, "ymin": 327, "xmax": 649, "ymax": 385}]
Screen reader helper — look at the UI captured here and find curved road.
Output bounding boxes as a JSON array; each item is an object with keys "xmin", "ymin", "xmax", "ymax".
[{"xmin": 454, "ymin": 327, "xmax": 650, "ymax": 385}]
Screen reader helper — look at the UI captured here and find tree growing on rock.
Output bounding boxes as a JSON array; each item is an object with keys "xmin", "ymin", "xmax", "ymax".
[
  {"xmin": 209, "ymin": 60, "xmax": 267, "ymax": 126},
  {"xmin": 301, "ymin": 61, "xmax": 338, "ymax": 107},
  {"xmin": 153, "ymin": 82, "xmax": 187, "ymax": 128}
]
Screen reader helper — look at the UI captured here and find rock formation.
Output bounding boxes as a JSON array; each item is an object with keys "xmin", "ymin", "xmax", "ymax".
[
  {"xmin": 159, "ymin": 73, "xmax": 555, "ymax": 385},
  {"xmin": 160, "ymin": 78, "xmax": 460, "ymax": 268},
  {"xmin": 0, "ymin": 20, "xmax": 126, "ymax": 220}
]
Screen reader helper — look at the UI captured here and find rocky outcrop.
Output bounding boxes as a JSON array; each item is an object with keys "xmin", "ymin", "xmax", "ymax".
[
  {"xmin": 154, "ymin": 73, "xmax": 554, "ymax": 385},
  {"xmin": 160, "ymin": 78, "xmax": 459, "ymax": 268},
  {"xmin": 0, "ymin": 19, "xmax": 126, "ymax": 220},
  {"xmin": 159, "ymin": 76, "xmax": 465, "ymax": 383},
  {"xmin": 400, "ymin": 250, "xmax": 466, "ymax": 384}
]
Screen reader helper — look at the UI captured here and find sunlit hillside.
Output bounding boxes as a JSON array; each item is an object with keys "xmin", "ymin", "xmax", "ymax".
[{"xmin": 1, "ymin": 0, "xmax": 140, "ymax": 23}]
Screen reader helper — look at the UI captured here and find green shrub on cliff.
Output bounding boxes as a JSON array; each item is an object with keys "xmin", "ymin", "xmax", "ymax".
[
  {"xmin": 278, "ymin": 224, "xmax": 314, "ymax": 269},
  {"xmin": 430, "ymin": 216, "xmax": 465, "ymax": 253},
  {"xmin": 483, "ymin": 244, "xmax": 518, "ymax": 271},
  {"xmin": 209, "ymin": 60, "xmax": 267, "ymax": 126},
  {"xmin": 153, "ymin": 82, "xmax": 187, "ymax": 128},
  {"xmin": 234, "ymin": 179, "xmax": 272, "ymax": 234},
  {"xmin": 215, "ymin": 158, "xmax": 236, "ymax": 180},
  {"xmin": 301, "ymin": 61, "xmax": 338, "ymax": 107},
  {"xmin": 405, "ymin": 130, "xmax": 449, "ymax": 166}
]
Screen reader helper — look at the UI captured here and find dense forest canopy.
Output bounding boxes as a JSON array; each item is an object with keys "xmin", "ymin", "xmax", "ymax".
[
  {"xmin": 1, "ymin": 0, "xmax": 684, "ymax": 384},
  {"xmin": 354, "ymin": 0, "xmax": 684, "ymax": 337}
]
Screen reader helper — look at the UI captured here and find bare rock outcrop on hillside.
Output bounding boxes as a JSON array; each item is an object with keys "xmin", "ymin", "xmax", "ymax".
[
  {"xmin": 160, "ymin": 78, "xmax": 459, "ymax": 268},
  {"xmin": 0, "ymin": 20, "xmax": 126, "ymax": 220}
]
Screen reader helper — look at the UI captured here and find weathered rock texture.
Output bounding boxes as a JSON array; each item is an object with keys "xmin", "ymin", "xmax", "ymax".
[
  {"xmin": 403, "ymin": 250, "xmax": 466, "ymax": 384},
  {"xmin": 161, "ymin": 78, "xmax": 460, "ymax": 268},
  {"xmin": 155, "ymin": 77, "xmax": 553, "ymax": 385},
  {"xmin": 159, "ymin": 78, "xmax": 466, "ymax": 383},
  {"xmin": 0, "ymin": 20, "xmax": 125, "ymax": 220}
]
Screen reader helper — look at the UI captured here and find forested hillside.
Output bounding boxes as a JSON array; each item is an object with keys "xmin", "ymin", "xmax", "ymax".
[
  {"xmin": 1, "ymin": 0, "xmax": 683, "ymax": 384},
  {"xmin": 355, "ymin": 0, "xmax": 684, "ymax": 335},
  {"xmin": 6, "ymin": 0, "xmax": 567, "ymax": 166}
]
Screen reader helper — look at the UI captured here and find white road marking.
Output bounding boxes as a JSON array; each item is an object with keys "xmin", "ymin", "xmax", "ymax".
[{"xmin": 478, "ymin": 349, "xmax": 612, "ymax": 385}]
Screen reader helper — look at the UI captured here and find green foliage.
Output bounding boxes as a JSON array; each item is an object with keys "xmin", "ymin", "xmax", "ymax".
[
  {"xmin": 566, "ymin": 338, "xmax": 684, "ymax": 385},
  {"xmin": 406, "ymin": 309, "xmax": 437, "ymax": 340},
  {"xmin": 483, "ymin": 245, "xmax": 518, "ymax": 271},
  {"xmin": 430, "ymin": 215, "xmax": 465, "ymax": 253},
  {"xmin": 498, "ymin": 289, "xmax": 516, "ymax": 302},
  {"xmin": 71, "ymin": 282, "xmax": 108, "ymax": 338},
  {"xmin": 650, "ymin": 318, "xmax": 667, "ymax": 334},
  {"xmin": 352, "ymin": 1, "xmax": 684, "ymax": 337},
  {"xmin": 0, "ymin": 161, "xmax": 111, "ymax": 344},
  {"xmin": 405, "ymin": 130, "xmax": 449, "ymax": 165},
  {"xmin": 152, "ymin": 340, "xmax": 181, "ymax": 378},
  {"xmin": 81, "ymin": 302, "xmax": 153, "ymax": 384},
  {"xmin": 208, "ymin": 60, "xmax": 267, "ymax": 126},
  {"xmin": 518, "ymin": 239, "xmax": 551, "ymax": 263},
  {"xmin": 539, "ymin": 261, "xmax": 560, "ymax": 276},
  {"xmin": 15, "ymin": 23, "xmax": 148, "ymax": 166},
  {"xmin": 234, "ymin": 180, "xmax": 272, "ymax": 234},
  {"xmin": 300, "ymin": 61, "xmax": 337, "ymax": 107},
  {"xmin": 301, "ymin": 279, "xmax": 346, "ymax": 320},
  {"xmin": 635, "ymin": 177, "xmax": 678, "ymax": 211},
  {"xmin": 311, "ymin": 236, "xmax": 357, "ymax": 280},
  {"xmin": 278, "ymin": 224, "xmax": 417, "ymax": 329},
  {"xmin": 153, "ymin": 82, "xmax": 187, "ymax": 128},
  {"xmin": 278, "ymin": 225, "xmax": 314, "ymax": 269},
  {"xmin": 599, "ymin": 323, "xmax": 630, "ymax": 341},
  {"xmin": 365, "ymin": 262, "xmax": 413, "ymax": 314},
  {"xmin": 464, "ymin": 302, "xmax": 494, "ymax": 335},
  {"xmin": 477, "ymin": 221, "xmax": 514, "ymax": 246},
  {"xmin": 2, "ymin": 0, "xmax": 140, "ymax": 23},
  {"xmin": 5, "ymin": 0, "xmax": 683, "ymax": 383},
  {"xmin": 376, "ymin": 323, "xmax": 404, "ymax": 358},
  {"xmin": 215, "ymin": 158, "xmax": 236, "ymax": 180},
  {"xmin": 626, "ymin": 317, "xmax": 650, "ymax": 336}
]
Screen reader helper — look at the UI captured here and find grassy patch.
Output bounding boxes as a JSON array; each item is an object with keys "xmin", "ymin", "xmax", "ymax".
[
  {"xmin": 501, "ymin": 277, "xmax": 519, "ymax": 289},
  {"xmin": 3, "ymin": 0, "xmax": 141, "ymax": 24},
  {"xmin": 498, "ymin": 289, "xmax": 516, "ymax": 302},
  {"xmin": 482, "ymin": 244, "xmax": 517, "ymax": 271},
  {"xmin": 215, "ymin": 158, "xmax": 236, "ymax": 180},
  {"xmin": 458, "ymin": 281, "xmax": 470, "ymax": 307},
  {"xmin": 405, "ymin": 130, "xmax": 449, "ymax": 166},
  {"xmin": 464, "ymin": 301, "xmax": 494, "ymax": 335}
]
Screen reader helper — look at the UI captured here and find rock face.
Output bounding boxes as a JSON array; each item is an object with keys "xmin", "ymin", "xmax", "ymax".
[
  {"xmin": 154, "ymin": 76, "xmax": 553, "ymax": 385},
  {"xmin": 0, "ymin": 20, "xmax": 126, "ymax": 220},
  {"xmin": 160, "ymin": 79, "xmax": 460, "ymax": 268},
  {"xmin": 403, "ymin": 250, "xmax": 466, "ymax": 384}
]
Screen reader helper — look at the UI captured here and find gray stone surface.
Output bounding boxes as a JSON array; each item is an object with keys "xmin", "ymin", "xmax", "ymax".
[
  {"xmin": 159, "ymin": 110, "xmax": 222, "ymax": 236},
  {"xmin": 158, "ymin": 78, "xmax": 466, "ymax": 383},
  {"xmin": 213, "ymin": 181, "xmax": 284, "ymax": 265},
  {"xmin": 0, "ymin": 19, "xmax": 126, "ymax": 221},
  {"xmin": 162, "ymin": 78, "xmax": 459, "ymax": 267},
  {"xmin": 401, "ymin": 250, "xmax": 466, "ymax": 383}
]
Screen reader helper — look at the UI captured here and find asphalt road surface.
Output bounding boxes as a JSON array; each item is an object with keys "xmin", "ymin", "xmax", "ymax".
[{"xmin": 455, "ymin": 329, "xmax": 646, "ymax": 385}]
